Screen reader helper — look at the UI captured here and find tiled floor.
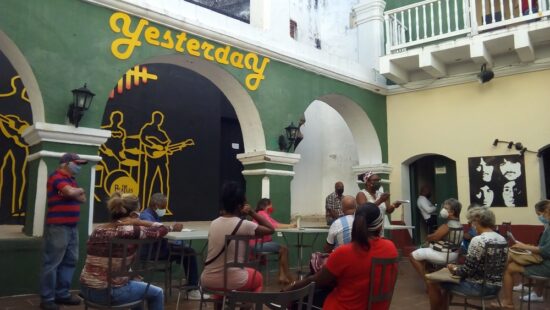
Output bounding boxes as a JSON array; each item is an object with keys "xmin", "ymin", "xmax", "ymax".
[{"xmin": 1, "ymin": 259, "xmax": 548, "ymax": 309}]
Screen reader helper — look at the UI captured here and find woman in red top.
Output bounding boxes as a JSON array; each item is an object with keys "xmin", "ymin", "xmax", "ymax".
[
  {"xmin": 283, "ymin": 203, "xmax": 398, "ymax": 309},
  {"xmin": 253, "ymin": 198, "xmax": 296, "ymax": 284}
]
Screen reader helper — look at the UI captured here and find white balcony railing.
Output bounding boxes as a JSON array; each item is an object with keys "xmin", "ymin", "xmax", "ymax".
[{"xmin": 385, "ymin": 0, "xmax": 550, "ymax": 54}]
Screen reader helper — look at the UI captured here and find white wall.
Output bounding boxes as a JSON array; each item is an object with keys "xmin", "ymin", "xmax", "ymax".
[{"xmin": 291, "ymin": 100, "xmax": 360, "ymax": 216}]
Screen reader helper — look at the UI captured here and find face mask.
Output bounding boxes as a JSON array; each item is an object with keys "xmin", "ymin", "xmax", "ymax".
[
  {"xmin": 439, "ymin": 208, "xmax": 449, "ymax": 219},
  {"xmin": 471, "ymin": 222, "xmax": 478, "ymax": 234},
  {"xmin": 372, "ymin": 182, "xmax": 381, "ymax": 191},
  {"xmin": 538, "ymin": 215, "xmax": 549, "ymax": 225},
  {"xmin": 68, "ymin": 162, "xmax": 82, "ymax": 175},
  {"xmin": 336, "ymin": 189, "xmax": 344, "ymax": 196},
  {"xmin": 155, "ymin": 208, "xmax": 166, "ymax": 217},
  {"xmin": 267, "ymin": 206, "xmax": 274, "ymax": 214}
]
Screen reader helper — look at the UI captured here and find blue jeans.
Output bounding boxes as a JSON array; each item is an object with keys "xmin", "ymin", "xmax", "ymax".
[
  {"xmin": 441, "ymin": 281, "xmax": 500, "ymax": 296},
  {"xmin": 167, "ymin": 243, "xmax": 199, "ymax": 286},
  {"xmin": 40, "ymin": 224, "xmax": 79, "ymax": 302},
  {"xmin": 81, "ymin": 281, "xmax": 164, "ymax": 310}
]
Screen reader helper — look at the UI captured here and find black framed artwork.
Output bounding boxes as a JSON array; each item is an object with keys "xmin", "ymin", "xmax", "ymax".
[{"xmin": 468, "ymin": 155, "xmax": 527, "ymax": 207}]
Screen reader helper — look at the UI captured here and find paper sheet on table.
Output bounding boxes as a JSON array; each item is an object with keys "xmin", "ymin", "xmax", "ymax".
[{"xmin": 181, "ymin": 228, "xmax": 193, "ymax": 232}]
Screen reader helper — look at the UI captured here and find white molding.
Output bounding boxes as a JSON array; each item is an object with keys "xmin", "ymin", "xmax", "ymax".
[
  {"xmin": 32, "ymin": 159, "xmax": 48, "ymax": 237},
  {"xmin": 352, "ymin": 0, "xmax": 386, "ymax": 26},
  {"xmin": 27, "ymin": 150, "xmax": 103, "ymax": 163},
  {"xmin": 241, "ymin": 169, "xmax": 295, "ymax": 177},
  {"xmin": 22, "ymin": 122, "xmax": 111, "ymax": 147},
  {"xmin": 81, "ymin": 0, "xmax": 388, "ymax": 95},
  {"xmin": 237, "ymin": 150, "xmax": 301, "ymax": 166},
  {"xmin": 352, "ymin": 163, "xmax": 393, "ymax": 175}
]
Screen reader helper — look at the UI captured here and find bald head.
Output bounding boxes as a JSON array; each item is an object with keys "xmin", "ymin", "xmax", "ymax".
[{"xmin": 342, "ymin": 196, "xmax": 357, "ymax": 215}]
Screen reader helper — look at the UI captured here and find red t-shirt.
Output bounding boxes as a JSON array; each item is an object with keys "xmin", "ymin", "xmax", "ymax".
[{"xmin": 323, "ymin": 238, "xmax": 398, "ymax": 310}]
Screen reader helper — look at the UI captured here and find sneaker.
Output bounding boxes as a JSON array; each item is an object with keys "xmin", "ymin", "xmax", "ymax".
[
  {"xmin": 187, "ymin": 289, "xmax": 205, "ymax": 300},
  {"xmin": 40, "ymin": 301, "xmax": 59, "ymax": 310},
  {"xmin": 520, "ymin": 292, "xmax": 544, "ymax": 302},
  {"xmin": 513, "ymin": 283, "xmax": 525, "ymax": 291},
  {"xmin": 54, "ymin": 294, "xmax": 81, "ymax": 305}
]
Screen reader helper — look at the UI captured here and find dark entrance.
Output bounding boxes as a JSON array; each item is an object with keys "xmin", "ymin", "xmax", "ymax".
[
  {"xmin": 93, "ymin": 63, "xmax": 244, "ymax": 222},
  {"xmin": 409, "ymin": 155, "xmax": 458, "ymax": 245}
]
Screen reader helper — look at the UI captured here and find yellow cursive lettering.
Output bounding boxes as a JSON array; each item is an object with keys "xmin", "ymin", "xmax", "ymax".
[
  {"xmin": 214, "ymin": 46, "xmax": 231, "ymax": 64},
  {"xmin": 230, "ymin": 51, "xmax": 244, "ymax": 69},
  {"xmin": 186, "ymin": 38, "xmax": 201, "ymax": 56},
  {"xmin": 174, "ymin": 32, "xmax": 187, "ymax": 52},
  {"xmin": 109, "ymin": 12, "xmax": 148, "ymax": 60},
  {"xmin": 245, "ymin": 56, "xmax": 270, "ymax": 91},
  {"xmin": 160, "ymin": 30, "xmax": 175, "ymax": 49},
  {"xmin": 144, "ymin": 26, "xmax": 160, "ymax": 46},
  {"xmin": 201, "ymin": 42, "xmax": 215, "ymax": 61}
]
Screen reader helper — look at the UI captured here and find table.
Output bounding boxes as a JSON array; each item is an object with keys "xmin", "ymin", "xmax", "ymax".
[
  {"xmin": 277, "ymin": 227, "xmax": 329, "ymax": 275},
  {"xmin": 165, "ymin": 229, "xmax": 209, "ymax": 241}
]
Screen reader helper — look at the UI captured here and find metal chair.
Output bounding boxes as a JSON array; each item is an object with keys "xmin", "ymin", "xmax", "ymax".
[
  {"xmin": 367, "ymin": 257, "xmax": 399, "ymax": 310},
  {"xmin": 256, "ymin": 250, "xmax": 279, "ymax": 285},
  {"xmin": 196, "ymin": 234, "xmax": 262, "ymax": 310},
  {"xmin": 448, "ymin": 242, "xmax": 508, "ymax": 310},
  {"xmin": 81, "ymin": 238, "xmax": 162, "ymax": 309},
  {"xmin": 427, "ymin": 226, "xmax": 464, "ymax": 270},
  {"xmin": 519, "ymin": 273, "xmax": 550, "ymax": 310},
  {"xmin": 226, "ymin": 282, "xmax": 315, "ymax": 310}
]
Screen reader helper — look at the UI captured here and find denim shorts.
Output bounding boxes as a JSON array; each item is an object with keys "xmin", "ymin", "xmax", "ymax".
[
  {"xmin": 254, "ymin": 241, "xmax": 280, "ymax": 253},
  {"xmin": 441, "ymin": 281, "xmax": 500, "ymax": 296}
]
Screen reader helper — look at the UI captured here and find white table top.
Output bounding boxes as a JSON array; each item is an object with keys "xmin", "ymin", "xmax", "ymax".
[
  {"xmin": 384, "ymin": 224, "xmax": 415, "ymax": 230},
  {"xmin": 276, "ymin": 227, "xmax": 329, "ymax": 233},
  {"xmin": 165, "ymin": 229, "xmax": 209, "ymax": 241}
]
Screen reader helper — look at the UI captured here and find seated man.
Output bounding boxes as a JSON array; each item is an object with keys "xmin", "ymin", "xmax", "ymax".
[
  {"xmin": 140, "ymin": 193, "xmax": 203, "ymax": 300},
  {"xmin": 324, "ymin": 196, "xmax": 356, "ymax": 253}
]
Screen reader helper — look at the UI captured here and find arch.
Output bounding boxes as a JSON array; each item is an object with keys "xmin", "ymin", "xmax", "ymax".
[
  {"xmin": 140, "ymin": 54, "xmax": 266, "ymax": 153},
  {"xmin": 0, "ymin": 30, "xmax": 44, "ymax": 123},
  {"xmin": 317, "ymin": 94, "xmax": 382, "ymax": 165}
]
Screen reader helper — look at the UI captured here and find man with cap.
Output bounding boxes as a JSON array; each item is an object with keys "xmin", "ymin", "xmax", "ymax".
[
  {"xmin": 356, "ymin": 171, "xmax": 402, "ymax": 235},
  {"xmin": 40, "ymin": 153, "xmax": 87, "ymax": 310}
]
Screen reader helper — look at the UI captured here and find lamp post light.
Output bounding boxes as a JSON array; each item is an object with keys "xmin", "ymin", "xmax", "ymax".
[
  {"xmin": 67, "ymin": 83, "xmax": 95, "ymax": 127},
  {"xmin": 284, "ymin": 122, "xmax": 299, "ymax": 152}
]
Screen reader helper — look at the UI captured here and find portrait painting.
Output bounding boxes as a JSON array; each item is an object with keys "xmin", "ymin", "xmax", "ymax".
[{"xmin": 468, "ymin": 155, "xmax": 527, "ymax": 207}]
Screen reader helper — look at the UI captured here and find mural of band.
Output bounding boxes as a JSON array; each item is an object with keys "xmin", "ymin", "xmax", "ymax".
[
  {"xmin": 468, "ymin": 155, "xmax": 527, "ymax": 207},
  {"xmin": 94, "ymin": 63, "xmax": 244, "ymax": 222},
  {"xmin": 0, "ymin": 50, "xmax": 32, "ymax": 224}
]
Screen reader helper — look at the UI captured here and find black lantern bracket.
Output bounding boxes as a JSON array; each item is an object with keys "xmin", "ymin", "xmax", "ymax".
[{"xmin": 67, "ymin": 83, "xmax": 95, "ymax": 127}]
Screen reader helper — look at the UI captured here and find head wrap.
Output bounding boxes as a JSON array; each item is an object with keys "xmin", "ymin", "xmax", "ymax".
[{"xmin": 362, "ymin": 171, "xmax": 374, "ymax": 183}]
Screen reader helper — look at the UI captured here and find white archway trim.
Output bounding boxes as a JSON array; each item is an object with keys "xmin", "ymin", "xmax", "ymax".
[
  {"xmin": 237, "ymin": 150, "xmax": 300, "ymax": 166},
  {"xmin": 318, "ymin": 94, "xmax": 382, "ymax": 165},
  {"xmin": 0, "ymin": 30, "xmax": 45, "ymax": 123},
  {"xmin": 32, "ymin": 159, "xmax": 48, "ymax": 237},
  {"xmin": 352, "ymin": 163, "xmax": 393, "ymax": 175},
  {"xmin": 241, "ymin": 169, "xmax": 295, "ymax": 177},
  {"xmin": 141, "ymin": 54, "xmax": 266, "ymax": 153},
  {"xmin": 22, "ymin": 122, "xmax": 111, "ymax": 147}
]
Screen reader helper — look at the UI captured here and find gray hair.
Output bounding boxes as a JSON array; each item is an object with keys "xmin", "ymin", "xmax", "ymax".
[
  {"xmin": 443, "ymin": 198, "xmax": 462, "ymax": 218},
  {"xmin": 149, "ymin": 193, "xmax": 167, "ymax": 209},
  {"xmin": 466, "ymin": 206, "xmax": 495, "ymax": 228}
]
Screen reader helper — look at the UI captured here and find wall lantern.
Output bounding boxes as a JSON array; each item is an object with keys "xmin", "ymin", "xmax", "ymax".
[
  {"xmin": 477, "ymin": 64, "xmax": 494, "ymax": 84},
  {"xmin": 67, "ymin": 83, "xmax": 95, "ymax": 127},
  {"xmin": 492, "ymin": 138, "xmax": 539, "ymax": 157}
]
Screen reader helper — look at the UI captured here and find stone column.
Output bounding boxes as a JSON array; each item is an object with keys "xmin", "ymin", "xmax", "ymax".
[
  {"xmin": 238, "ymin": 150, "xmax": 300, "ymax": 222},
  {"xmin": 352, "ymin": 0, "xmax": 386, "ymax": 83}
]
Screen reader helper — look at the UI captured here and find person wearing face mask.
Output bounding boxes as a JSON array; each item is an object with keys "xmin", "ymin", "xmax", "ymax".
[
  {"xmin": 139, "ymin": 193, "xmax": 204, "ymax": 300},
  {"xmin": 356, "ymin": 171, "xmax": 402, "ymax": 235},
  {"xmin": 409, "ymin": 198, "xmax": 463, "ymax": 280},
  {"xmin": 496, "ymin": 200, "xmax": 550, "ymax": 308},
  {"xmin": 39, "ymin": 153, "xmax": 88, "ymax": 310},
  {"xmin": 417, "ymin": 185, "xmax": 438, "ymax": 234},
  {"xmin": 325, "ymin": 181, "xmax": 345, "ymax": 225},
  {"xmin": 251, "ymin": 198, "xmax": 296, "ymax": 284}
]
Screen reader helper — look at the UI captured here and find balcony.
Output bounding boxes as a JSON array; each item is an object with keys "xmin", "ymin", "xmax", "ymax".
[{"xmin": 380, "ymin": 0, "xmax": 550, "ymax": 85}]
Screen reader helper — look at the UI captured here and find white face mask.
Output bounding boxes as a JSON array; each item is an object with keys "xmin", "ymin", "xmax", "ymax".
[
  {"xmin": 439, "ymin": 208, "xmax": 449, "ymax": 219},
  {"xmin": 155, "ymin": 208, "xmax": 166, "ymax": 217}
]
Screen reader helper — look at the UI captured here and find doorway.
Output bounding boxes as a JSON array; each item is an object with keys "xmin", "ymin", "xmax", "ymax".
[{"xmin": 409, "ymin": 155, "xmax": 457, "ymax": 244}]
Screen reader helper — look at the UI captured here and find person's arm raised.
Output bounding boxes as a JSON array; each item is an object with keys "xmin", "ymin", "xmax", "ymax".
[{"xmin": 241, "ymin": 204, "xmax": 275, "ymax": 236}]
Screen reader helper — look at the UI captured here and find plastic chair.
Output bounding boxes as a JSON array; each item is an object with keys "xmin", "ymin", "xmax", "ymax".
[
  {"xmin": 448, "ymin": 242, "xmax": 508, "ymax": 310},
  {"xmin": 368, "ymin": 257, "xmax": 399, "ymax": 310},
  {"xmin": 519, "ymin": 274, "xmax": 550, "ymax": 310},
  {"xmin": 196, "ymin": 234, "xmax": 262, "ymax": 310},
  {"xmin": 82, "ymin": 238, "xmax": 162, "ymax": 309},
  {"xmin": 226, "ymin": 282, "xmax": 315, "ymax": 310}
]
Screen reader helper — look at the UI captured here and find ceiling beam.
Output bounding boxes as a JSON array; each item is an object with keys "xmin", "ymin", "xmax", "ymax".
[
  {"xmin": 419, "ymin": 51, "xmax": 447, "ymax": 78},
  {"xmin": 514, "ymin": 31, "xmax": 535, "ymax": 63},
  {"xmin": 470, "ymin": 40, "xmax": 493, "ymax": 67},
  {"xmin": 380, "ymin": 57, "xmax": 409, "ymax": 84}
]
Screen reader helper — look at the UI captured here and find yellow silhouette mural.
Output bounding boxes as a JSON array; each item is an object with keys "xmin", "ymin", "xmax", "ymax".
[{"xmin": 96, "ymin": 110, "xmax": 194, "ymax": 215}]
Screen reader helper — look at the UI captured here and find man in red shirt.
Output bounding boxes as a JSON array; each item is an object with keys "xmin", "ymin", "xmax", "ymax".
[{"xmin": 40, "ymin": 153, "xmax": 87, "ymax": 310}]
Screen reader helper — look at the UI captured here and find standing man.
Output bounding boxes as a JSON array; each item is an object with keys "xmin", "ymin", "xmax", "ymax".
[
  {"xmin": 140, "ymin": 193, "xmax": 204, "ymax": 300},
  {"xmin": 324, "ymin": 196, "xmax": 357, "ymax": 253},
  {"xmin": 356, "ymin": 171, "xmax": 402, "ymax": 234},
  {"xmin": 417, "ymin": 185, "xmax": 437, "ymax": 234},
  {"xmin": 40, "ymin": 153, "xmax": 87, "ymax": 310},
  {"xmin": 325, "ymin": 181, "xmax": 344, "ymax": 225}
]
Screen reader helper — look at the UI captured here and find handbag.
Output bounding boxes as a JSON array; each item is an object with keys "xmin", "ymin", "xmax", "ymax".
[
  {"xmin": 425, "ymin": 267, "xmax": 461, "ymax": 284},
  {"xmin": 309, "ymin": 251, "xmax": 330, "ymax": 274},
  {"xmin": 508, "ymin": 251, "xmax": 543, "ymax": 266}
]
